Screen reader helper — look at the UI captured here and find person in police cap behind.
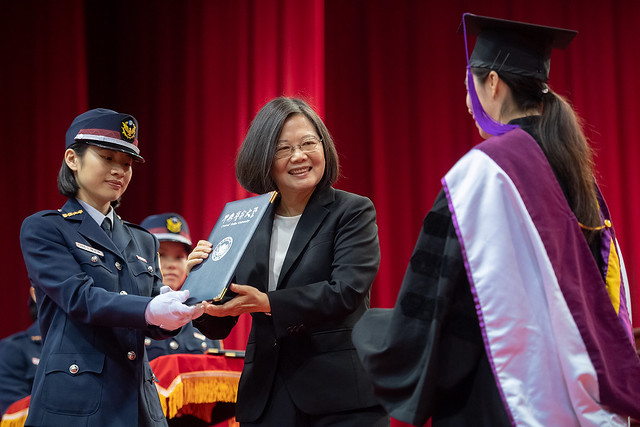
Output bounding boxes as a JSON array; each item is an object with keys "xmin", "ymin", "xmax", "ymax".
[
  {"xmin": 19, "ymin": 108, "xmax": 204, "ymax": 427},
  {"xmin": 352, "ymin": 13, "xmax": 640, "ymax": 427},
  {"xmin": 0, "ymin": 287, "xmax": 41, "ymax": 415},
  {"xmin": 140, "ymin": 213, "xmax": 221, "ymax": 361}
]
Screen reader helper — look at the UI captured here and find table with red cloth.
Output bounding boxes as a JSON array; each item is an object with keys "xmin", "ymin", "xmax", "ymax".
[
  {"xmin": 0, "ymin": 396, "xmax": 29, "ymax": 427},
  {"xmin": 0, "ymin": 353, "xmax": 244, "ymax": 427},
  {"xmin": 152, "ymin": 353, "xmax": 243, "ymax": 424}
]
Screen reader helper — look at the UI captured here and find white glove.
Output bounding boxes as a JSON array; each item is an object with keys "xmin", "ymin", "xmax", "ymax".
[{"xmin": 145, "ymin": 286, "xmax": 201, "ymax": 330}]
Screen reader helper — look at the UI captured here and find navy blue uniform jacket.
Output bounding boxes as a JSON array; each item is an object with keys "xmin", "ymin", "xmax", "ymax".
[
  {"xmin": 0, "ymin": 322, "xmax": 41, "ymax": 415},
  {"xmin": 145, "ymin": 322, "xmax": 220, "ymax": 361},
  {"xmin": 20, "ymin": 198, "xmax": 172, "ymax": 427},
  {"xmin": 194, "ymin": 187, "xmax": 382, "ymax": 422}
]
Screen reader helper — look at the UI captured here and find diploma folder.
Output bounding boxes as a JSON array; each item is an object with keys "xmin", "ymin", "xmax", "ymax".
[{"xmin": 182, "ymin": 191, "xmax": 277, "ymax": 304}]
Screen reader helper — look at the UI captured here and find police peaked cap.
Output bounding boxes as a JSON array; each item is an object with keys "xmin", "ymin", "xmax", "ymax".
[
  {"xmin": 141, "ymin": 213, "xmax": 192, "ymax": 249},
  {"xmin": 65, "ymin": 108, "xmax": 144, "ymax": 162}
]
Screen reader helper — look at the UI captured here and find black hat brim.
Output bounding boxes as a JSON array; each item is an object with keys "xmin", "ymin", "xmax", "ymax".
[{"xmin": 84, "ymin": 141, "xmax": 145, "ymax": 163}]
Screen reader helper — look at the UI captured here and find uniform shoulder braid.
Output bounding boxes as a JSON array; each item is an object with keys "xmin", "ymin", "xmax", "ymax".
[{"xmin": 38, "ymin": 209, "xmax": 74, "ymax": 218}]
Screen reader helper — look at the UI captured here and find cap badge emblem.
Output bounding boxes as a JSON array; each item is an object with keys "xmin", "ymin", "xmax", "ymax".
[
  {"xmin": 166, "ymin": 217, "xmax": 182, "ymax": 234},
  {"xmin": 121, "ymin": 119, "xmax": 136, "ymax": 141}
]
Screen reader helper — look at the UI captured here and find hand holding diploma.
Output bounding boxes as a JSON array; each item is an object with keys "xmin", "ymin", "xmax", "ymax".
[
  {"xmin": 187, "ymin": 240, "xmax": 213, "ymax": 273},
  {"xmin": 145, "ymin": 286, "xmax": 205, "ymax": 330},
  {"xmin": 201, "ymin": 283, "xmax": 271, "ymax": 317},
  {"xmin": 187, "ymin": 240, "xmax": 271, "ymax": 317}
]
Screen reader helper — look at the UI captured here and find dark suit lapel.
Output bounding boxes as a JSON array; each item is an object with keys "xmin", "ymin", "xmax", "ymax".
[
  {"xmin": 277, "ymin": 187, "xmax": 334, "ymax": 289},
  {"xmin": 251, "ymin": 204, "xmax": 276, "ymax": 292}
]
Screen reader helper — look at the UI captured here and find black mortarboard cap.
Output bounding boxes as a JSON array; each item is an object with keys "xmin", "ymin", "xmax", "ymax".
[{"xmin": 463, "ymin": 13, "xmax": 577, "ymax": 81}]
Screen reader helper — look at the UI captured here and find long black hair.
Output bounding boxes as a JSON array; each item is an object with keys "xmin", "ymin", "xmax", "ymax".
[{"xmin": 472, "ymin": 67, "xmax": 600, "ymax": 242}]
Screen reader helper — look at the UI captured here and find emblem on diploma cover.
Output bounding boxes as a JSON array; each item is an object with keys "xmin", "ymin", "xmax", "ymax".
[{"xmin": 212, "ymin": 237, "xmax": 233, "ymax": 261}]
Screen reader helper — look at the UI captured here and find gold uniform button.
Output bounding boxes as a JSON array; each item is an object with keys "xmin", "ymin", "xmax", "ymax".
[
  {"xmin": 147, "ymin": 265, "xmax": 154, "ymax": 273},
  {"xmin": 115, "ymin": 262, "xmax": 122, "ymax": 271},
  {"xmin": 169, "ymin": 341, "xmax": 179, "ymax": 350},
  {"xmin": 127, "ymin": 351, "xmax": 136, "ymax": 360},
  {"xmin": 144, "ymin": 338, "xmax": 151, "ymax": 346},
  {"xmin": 119, "ymin": 290, "xmax": 128, "ymax": 295},
  {"xmin": 91, "ymin": 255, "xmax": 99, "ymax": 263},
  {"xmin": 69, "ymin": 364, "xmax": 79, "ymax": 374},
  {"xmin": 201, "ymin": 342, "xmax": 207, "ymax": 350},
  {"xmin": 605, "ymin": 219, "xmax": 612, "ymax": 227}
]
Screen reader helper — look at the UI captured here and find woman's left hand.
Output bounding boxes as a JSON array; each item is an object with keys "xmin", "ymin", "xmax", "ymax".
[
  {"xmin": 201, "ymin": 283, "xmax": 271, "ymax": 317},
  {"xmin": 186, "ymin": 240, "xmax": 213, "ymax": 274}
]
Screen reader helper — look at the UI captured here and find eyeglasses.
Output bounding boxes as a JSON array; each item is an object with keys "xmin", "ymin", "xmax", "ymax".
[{"xmin": 274, "ymin": 137, "xmax": 322, "ymax": 159}]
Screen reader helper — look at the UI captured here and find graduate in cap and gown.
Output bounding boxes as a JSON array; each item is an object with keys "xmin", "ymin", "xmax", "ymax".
[
  {"xmin": 19, "ymin": 108, "xmax": 203, "ymax": 426},
  {"xmin": 352, "ymin": 13, "xmax": 640, "ymax": 427}
]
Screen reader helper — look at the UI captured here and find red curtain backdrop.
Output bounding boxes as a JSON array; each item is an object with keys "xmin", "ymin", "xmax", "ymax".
[
  {"xmin": 0, "ymin": 0, "xmax": 88, "ymax": 336},
  {"xmin": 2, "ymin": 1, "xmax": 640, "ymax": 424},
  {"xmin": 79, "ymin": 0, "xmax": 326, "ymax": 350}
]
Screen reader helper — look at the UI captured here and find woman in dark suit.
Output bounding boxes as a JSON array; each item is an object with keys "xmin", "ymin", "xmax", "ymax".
[
  {"xmin": 190, "ymin": 97, "xmax": 388, "ymax": 426},
  {"xmin": 20, "ymin": 108, "xmax": 202, "ymax": 427}
]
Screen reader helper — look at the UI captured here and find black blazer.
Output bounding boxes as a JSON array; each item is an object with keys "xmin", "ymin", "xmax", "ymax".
[{"xmin": 194, "ymin": 186, "xmax": 381, "ymax": 422}]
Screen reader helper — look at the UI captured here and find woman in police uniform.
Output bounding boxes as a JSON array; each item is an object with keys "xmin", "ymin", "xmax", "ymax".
[
  {"xmin": 140, "ymin": 212, "xmax": 221, "ymax": 360},
  {"xmin": 19, "ymin": 108, "xmax": 202, "ymax": 427}
]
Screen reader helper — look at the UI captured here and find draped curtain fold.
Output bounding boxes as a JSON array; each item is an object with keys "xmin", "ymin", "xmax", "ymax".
[
  {"xmin": 324, "ymin": 0, "xmax": 640, "ymax": 324},
  {"xmin": 1, "ymin": 0, "xmax": 87, "ymax": 335},
  {"xmin": 83, "ymin": 0, "xmax": 325, "ymax": 350},
  {"xmin": 2, "ymin": 1, "xmax": 639, "ymax": 405}
]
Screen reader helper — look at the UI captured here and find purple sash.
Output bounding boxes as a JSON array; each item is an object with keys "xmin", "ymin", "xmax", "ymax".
[{"xmin": 443, "ymin": 128, "xmax": 640, "ymax": 424}]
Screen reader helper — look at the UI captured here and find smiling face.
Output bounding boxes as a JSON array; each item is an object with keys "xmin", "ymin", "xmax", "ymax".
[
  {"xmin": 65, "ymin": 145, "xmax": 132, "ymax": 214},
  {"xmin": 271, "ymin": 114, "xmax": 325, "ymax": 204},
  {"xmin": 158, "ymin": 241, "xmax": 188, "ymax": 290}
]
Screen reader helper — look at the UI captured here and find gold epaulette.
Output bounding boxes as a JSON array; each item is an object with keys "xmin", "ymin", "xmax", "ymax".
[{"xmin": 62, "ymin": 209, "xmax": 83, "ymax": 218}]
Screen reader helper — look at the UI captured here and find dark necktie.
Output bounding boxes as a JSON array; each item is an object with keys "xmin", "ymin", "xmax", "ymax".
[{"xmin": 101, "ymin": 217, "xmax": 112, "ymax": 239}]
